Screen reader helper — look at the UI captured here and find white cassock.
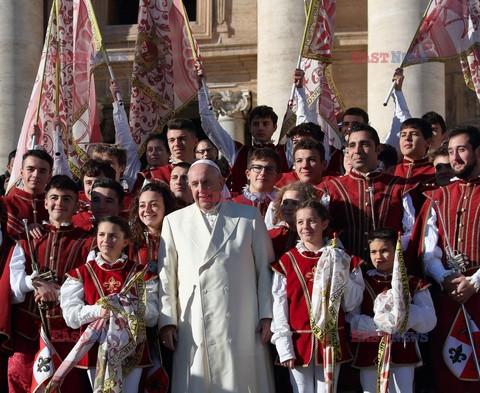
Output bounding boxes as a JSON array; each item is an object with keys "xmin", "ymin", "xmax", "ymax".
[{"xmin": 159, "ymin": 201, "xmax": 275, "ymax": 393}]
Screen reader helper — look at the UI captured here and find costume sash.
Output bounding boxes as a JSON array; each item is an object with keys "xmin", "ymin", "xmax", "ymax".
[
  {"xmin": 46, "ymin": 269, "xmax": 146, "ymax": 393},
  {"xmin": 374, "ymin": 235, "xmax": 410, "ymax": 393},
  {"xmin": 310, "ymin": 239, "xmax": 350, "ymax": 393}
]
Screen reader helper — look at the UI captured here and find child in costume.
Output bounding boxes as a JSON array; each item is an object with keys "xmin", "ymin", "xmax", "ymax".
[
  {"xmin": 271, "ymin": 200, "xmax": 364, "ymax": 393},
  {"xmin": 348, "ymin": 228, "xmax": 436, "ymax": 393},
  {"xmin": 60, "ymin": 215, "xmax": 159, "ymax": 392}
]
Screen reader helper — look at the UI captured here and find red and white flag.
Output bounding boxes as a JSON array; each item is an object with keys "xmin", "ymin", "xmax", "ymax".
[
  {"xmin": 8, "ymin": 0, "xmax": 101, "ymax": 189},
  {"xmin": 402, "ymin": 0, "xmax": 480, "ymax": 101},
  {"xmin": 30, "ymin": 327, "xmax": 62, "ymax": 393},
  {"xmin": 279, "ymin": 0, "xmax": 343, "ymax": 149},
  {"xmin": 443, "ymin": 309, "xmax": 480, "ymax": 381},
  {"xmin": 129, "ymin": 0, "xmax": 199, "ymax": 155}
]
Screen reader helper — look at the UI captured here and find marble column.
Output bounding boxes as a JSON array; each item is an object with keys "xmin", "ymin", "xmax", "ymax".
[
  {"xmin": 211, "ymin": 90, "xmax": 251, "ymax": 144},
  {"xmin": 367, "ymin": 0, "xmax": 445, "ymax": 139},
  {"xmin": 0, "ymin": 1, "xmax": 43, "ymax": 163},
  {"xmin": 257, "ymin": 1, "xmax": 305, "ymax": 142}
]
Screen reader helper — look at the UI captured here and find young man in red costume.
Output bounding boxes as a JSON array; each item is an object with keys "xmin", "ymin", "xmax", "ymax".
[
  {"xmin": 7, "ymin": 175, "xmax": 94, "ymax": 392},
  {"xmin": 416, "ymin": 126, "xmax": 480, "ymax": 392},
  {"xmin": 0, "ymin": 149, "xmax": 53, "ymax": 390},
  {"xmin": 317, "ymin": 124, "xmax": 415, "ymax": 260},
  {"xmin": 232, "ymin": 148, "xmax": 282, "ymax": 217}
]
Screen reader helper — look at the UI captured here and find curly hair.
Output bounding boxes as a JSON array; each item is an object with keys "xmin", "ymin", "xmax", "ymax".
[
  {"xmin": 129, "ymin": 182, "xmax": 177, "ymax": 250},
  {"xmin": 272, "ymin": 181, "xmax": 319, "ymax": 225}
]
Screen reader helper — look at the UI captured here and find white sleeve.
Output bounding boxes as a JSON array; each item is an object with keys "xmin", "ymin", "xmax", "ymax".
[
  {"xmin": 198, "ymin": 88, "xmax": 238, "ymax": 166},
  {"xmin": 383, "ymin": 91, "xmax": 411, "ymax": 156},
  {"xmin": 422, "ymin": 206, "xmax": 453, "ymax": 284},
  {"xmin": 295, "ymin": 88, "xmax": 317, "ymax": 125},
  {"xmin": 10, "ymin": 243, "xmax": 35, "ymax": 304},
  {"xmin": 113, "ymin": 102, "xmax": 141, "ymax": 191},
  {"xmin": 60, "ymin": 277, "xmax": 103, "ymax": 329},
  {"xmin": 406, "ymin": 289, "xmax": 437, "ymax": 333},
  {"xmin": 53, "ymin": 129, "xmax": 73, "ymax": 177},
  {"xmin": 271, "ymin": 272, "xmax": 295, "ymax": 362},
  {"xmin": 401, "ymin": 193, "xmax": 416, "ymax": 249},
  {"xmin": 145, "ymin": 277, "xmax": 160, "ymax": 327},
  {"xmin": 341, "ymin": 266, "xmax": 365, "ymax": 312}
]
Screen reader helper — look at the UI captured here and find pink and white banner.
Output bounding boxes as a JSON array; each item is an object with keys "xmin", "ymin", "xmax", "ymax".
[
  {"xmin": 9, "ymin": 0, "xmax": 101, "ymax": 187},
  {"xmin": 129, "ymin": 0, "xmax": 199, "ymax": 155}
]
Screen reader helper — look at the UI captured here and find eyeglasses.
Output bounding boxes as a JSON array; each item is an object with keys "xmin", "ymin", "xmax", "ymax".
[
  {"xmin": 248, "ymin": 164, "xmax": 277, "ymax": 174},
  {"xmin": 196, "ymin": 147, "xmax": 216, "ymax": 155}
]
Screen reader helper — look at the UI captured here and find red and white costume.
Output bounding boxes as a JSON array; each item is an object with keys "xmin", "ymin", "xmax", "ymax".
[
  {"xmin": 271, "ymin": 242, "xmax": 364, "ymax": 393},
  {"xmin": 60, "ymin": 253, "xmax": 158, "ymax": 391},
  {"xmin": 418, "ymin": 177, "xmax": 480, "ymax": 392},
  {"xmin": 8, "ymin": 223, "xmax": 94, "ymax": 392},
  {"xmin": 318, "ymin": 169, "xmax": 415, "ymax": 260},
  {"xmin": 348, "ymin": 269, "xmax": 436, "ymax": 393}
]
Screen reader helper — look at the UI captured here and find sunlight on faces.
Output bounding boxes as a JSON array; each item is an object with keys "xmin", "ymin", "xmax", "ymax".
[
  {"xmin": 250, "ymin": 116, "xmax": 276, "ymax": 143},
  {"xmin": 139, "ymin": 190, "xmax": 165, "ymax": 233},
  {"xmin": 91, "ymin": 187, "xmax": 121, "ymax": 220},
  {"xmin": 91, "ymin": 153, "xmax": 123, "ymax": 181},
  {"xmin": 347, "ymin": 131, "xmax": 380, "ymax": 173},
  {"xmin": 195, "ymin": 140, "xmax": 218, "ymax": 161},
  {"xmin": 188, "ymin": 164, "xmax": 224, "ymax": 211},
  {"xmin": 280, "ymin": 190, "xmax": 302, "ymax": 228},
  {"xmin": 369, "ymin": 239, "xmax": 395, "ymax": 275},
  {"xmin": 97, "ymin": 221, "xmax": 129, "ymax": 263},
  {"xmin": 245, "ymin": 158, "xmax": 280, "ymax": 193},
  {"xmin": 20, "ymin": 156, "xmax": 52, "ymax": 195},
  {"xmin": 170, "ymin": 166, "xmax": 192, "ymax": 202},
  {"xmin": 45, "ymin": 188, "xmax": 78, "ymax": 227},
  {"xmin": 433, "ymin": 155, "xmax": 454, "ymax": 186},
  {"xmin": 294, "ymin": 149, "xmax": 326, "ymax": 185},
  {"xmin": 146, "ymin": 139, "xmax": 169, "ymax": 168},
  {"xmin": 295, "ymin": 207, "xmax": 328, "ymax": 250},
  {"xmin": 448, "ymin": 134, "xmax": 480, "ymax": 179},
  {"xmin": 167, "ymin": 129, "xmax": 198, "ymax": 162},
  {"xmin": 400, "ymin": 127, "xmax": 430, "ymax": 160}
]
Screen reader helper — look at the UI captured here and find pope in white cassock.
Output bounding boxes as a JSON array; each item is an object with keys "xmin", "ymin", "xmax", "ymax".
[{"xmin": 159, "ymin": 159, "xmax": 275, "ymax": 393}]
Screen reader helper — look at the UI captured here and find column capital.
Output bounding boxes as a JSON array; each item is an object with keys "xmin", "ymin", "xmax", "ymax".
[{"xmin": 211, "ymin": 90, "xmax": 251, "ymax": 119}]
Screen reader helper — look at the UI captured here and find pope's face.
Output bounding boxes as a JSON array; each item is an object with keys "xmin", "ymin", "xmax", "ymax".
[{"xmin": 188, "ymin": 164, "xmax": 224, "ymax": 211}]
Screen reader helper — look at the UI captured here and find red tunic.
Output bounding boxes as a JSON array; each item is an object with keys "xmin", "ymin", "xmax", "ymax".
[
  {"xmin": 271, "ymin": 247, "xmax": 352, "ymax": 366},
  {"xmin": 66, "ymin": 258, "xmax": 156, "ymax": 368},
  {"xmin": 133, "ymin": 164, "xmax": 172, "ymax": 192},
  {"xmin": 413, "ymin": 178, "xmax": 480, "ymax": 392},
  {"xmin": 8, "ymin": 225, "xmax": 94, "ymax": 355},
  {"xmin": 229, "ymin": 142, "xmax": 289, "ymax": 194},
  {"xmin": 128, "ymin": 233, "xmax": 160, "ymax": 266},
  {"xmin": 394, "ymin": 157, "xmax": 436, "ymax": 214},
  {"xmin": 352, "ymin": 273, "xmax": 428, "ymax": 368},
  {"xmin": 268, "ymin": 225, "xmax": 298, "ymax": 260},
  {"xmin": 317, "ymin": 170, "xmax": 405, "ymax": 260}
]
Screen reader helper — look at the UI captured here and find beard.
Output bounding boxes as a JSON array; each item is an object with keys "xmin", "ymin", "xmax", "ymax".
[{"xmin": 454, "ymin": 159, "xmax": 477, "ymax": 180}]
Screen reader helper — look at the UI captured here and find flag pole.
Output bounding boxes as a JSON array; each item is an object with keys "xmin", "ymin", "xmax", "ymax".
[
  {"xmin": 180, "ymin": 0, "xmax": 212, "ymax": 110},
  {"xmin": 382, "ymin": 0, "xmax": 434, "ymax": 106},
  {"xmin": 54, "ymin": 0, "xmax": 62, "ymax": 157},
  {"xmin": 33, "ymin": 2, "xmax": 56, "ymax": 147},
  {"xmin": 85, "ymin": 0, "xmax": 122, "ymax": 103},
  {"xmin": 287, "ymin": 0, "xmax": 312, "ymax": 109}
]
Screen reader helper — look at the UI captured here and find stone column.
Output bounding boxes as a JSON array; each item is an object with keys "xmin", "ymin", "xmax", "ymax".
[
  {"xmin": 257, "ymin": 1, "xmax": 305, "ymax": 142},
  {"xmin": 211, "ymin": 90, "xmax": 251, "ymax": 144},
  {"xmin": 0, "ymin": 1, "xmax": 43, "ymax": 163},
  {"xmin": 367, "ymin": 0, "xmax": 445, "ymax": 139}
]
